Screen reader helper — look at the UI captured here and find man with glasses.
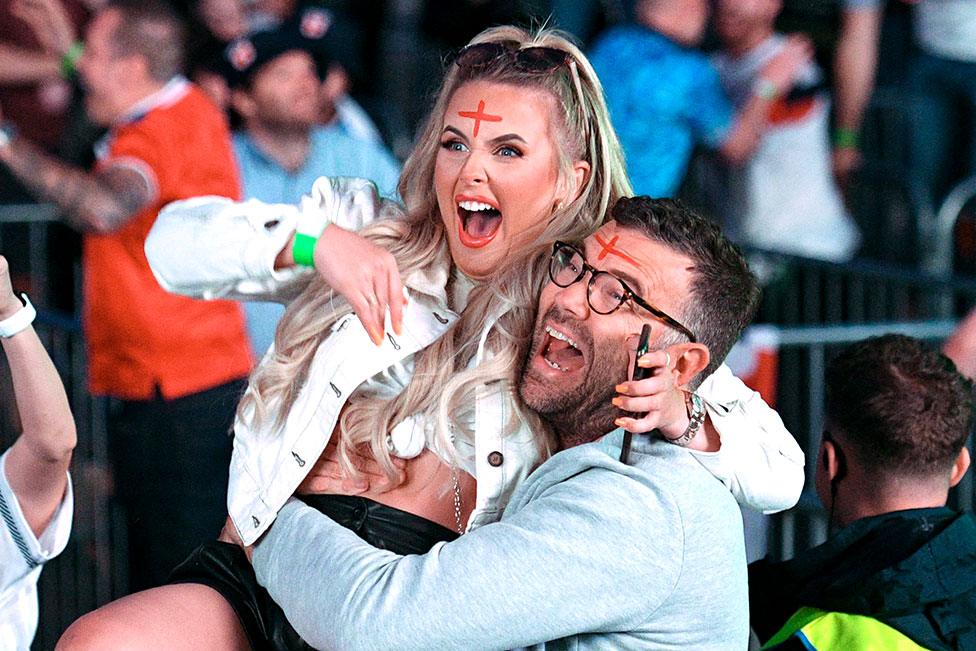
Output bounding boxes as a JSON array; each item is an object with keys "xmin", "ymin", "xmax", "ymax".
[{"xmin": 243, "ymin": 196, "xmax": 762, "ymax": 650}]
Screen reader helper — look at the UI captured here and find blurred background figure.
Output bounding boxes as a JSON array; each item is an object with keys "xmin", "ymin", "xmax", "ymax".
[
  {"xmin": 0, "ymin": 0, "xmax": 91, "ymax": 202},
  {"xmin": 549, "ymin": 0, "xmax": 631, "ymax": 46},
  {"xmin": 828, "ymin": 0, "xmax": 884, "ymax": 193},
  {"xmin": 904, "ymin": 0, "xmax": 976, "ymax": 227},
  {"xmin": 588, "ymin": 0, "xmax": 810, "ymax": 198},
  {"xmin": 701, "ymin": 0, "xmax": 860, "ymax": 262},
  {"xmin": 219, "ymin": 17, "xmax": 401, "ymax": 355},
  {"xmin": 0, "ymin": 0, "xmax": 251, "ymax": 592},
  {"xmin": 183, "ymin": 0, "xmax": 250, "ymax": 111},
  {"xmin": 0, "ymin": 253, "xmax": 75, "ymax": 650}
]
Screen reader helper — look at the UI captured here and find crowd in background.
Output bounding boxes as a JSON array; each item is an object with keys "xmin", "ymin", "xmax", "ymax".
[
  {"xmin": 1, "ymin": 0, "xmax": 976, "ymax": 648},
  {"xmin": 2, "ymin": 0, "xmax": 975, "ymax": 285}
]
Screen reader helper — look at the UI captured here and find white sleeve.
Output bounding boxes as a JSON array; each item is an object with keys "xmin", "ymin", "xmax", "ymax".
[
  {"xmin": 0, "ymin": 450, "xmax": 73, "ymax": 589},
  {"xmin": 146, "ymin": 177, "xmax": 398, "ymax": 303},
  {"xmin": 692, "ymin": 364, "xmax": 806, "ymax": 513}
]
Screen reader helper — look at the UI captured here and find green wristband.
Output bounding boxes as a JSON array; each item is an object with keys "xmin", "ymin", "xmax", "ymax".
[
  {"xmin": 833, "ymin": 127, "xmax": 859, "ymax": 150},
  {"xmin": 293, "ymin": 232, "xmax": 318, "ymax": 268},
  {"xmin": 61, "ymin": 41, "xmax": 84, "ymax": 79},
  {"xmin": 753, "ymin": 77, "xmax": 780, "ymax": 101}
]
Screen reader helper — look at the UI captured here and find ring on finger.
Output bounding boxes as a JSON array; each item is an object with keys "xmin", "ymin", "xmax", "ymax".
[{"xmin": 664, "ymin": 351, "xmax": 671, "ymax": 368}]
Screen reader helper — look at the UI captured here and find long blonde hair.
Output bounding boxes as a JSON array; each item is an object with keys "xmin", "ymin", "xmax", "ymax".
[{"xmin": 238, "ymin": 25, "xmax": 631, "ymax": 482}]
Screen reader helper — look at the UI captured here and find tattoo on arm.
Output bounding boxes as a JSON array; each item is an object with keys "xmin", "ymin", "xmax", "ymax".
[{"xmin": 2, "ymin": 138, "xmax": 155, "ymax": 234}]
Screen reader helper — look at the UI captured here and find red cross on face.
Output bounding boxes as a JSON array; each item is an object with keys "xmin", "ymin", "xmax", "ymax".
[
  {"xmin": 594, "ymin": 233, "xmax": 640, "ymax": 267},
  {"xmin": 458, "ymin": 99, "xmax": 503, "ymax": 137}
]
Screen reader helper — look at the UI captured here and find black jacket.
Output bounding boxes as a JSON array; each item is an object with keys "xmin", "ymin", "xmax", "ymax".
[{"xmin": 749, "ymin": 507, "xmax": 976, "ymax": 650}]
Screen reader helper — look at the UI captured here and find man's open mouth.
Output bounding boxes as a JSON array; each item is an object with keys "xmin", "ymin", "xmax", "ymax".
[
  {"xmin": 457, "ymin": 199, "xmax": 502, "ymax": 248},
  {"xmin": 541, "ymin": 325, "xmax": 585, "ymax": 373}
]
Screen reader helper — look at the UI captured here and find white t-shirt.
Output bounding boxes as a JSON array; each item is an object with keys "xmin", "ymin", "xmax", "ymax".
[
  {"xmin": 706, "ymin": 34, "xmax": 861, "ymax": 262},
  {"xmin": 916, "ymin": 0, "xmax": 976, "ymax": 62},
  {"xmin": 0, "ymin": 449, "xmax": 73, "ymax": 650}
]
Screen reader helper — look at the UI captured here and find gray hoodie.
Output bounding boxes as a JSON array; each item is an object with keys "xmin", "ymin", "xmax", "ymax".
[{"xmin": 253, "ymin": 429, "xmax": 749, "ymax": 650}]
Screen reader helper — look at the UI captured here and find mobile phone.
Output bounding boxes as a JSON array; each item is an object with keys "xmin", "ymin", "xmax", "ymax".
[
  {"xmin": 619, "ymin": 324, "xmax": 652, "ymax": 463},
  {"xmin": 632, "ymin": 323, "xmax": 653, "ymax": 382}
]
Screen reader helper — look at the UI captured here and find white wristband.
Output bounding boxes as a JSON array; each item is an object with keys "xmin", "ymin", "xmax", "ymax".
[{"xmin": 0, "ymin": 293, "xmax": 37, "ymax": 338}]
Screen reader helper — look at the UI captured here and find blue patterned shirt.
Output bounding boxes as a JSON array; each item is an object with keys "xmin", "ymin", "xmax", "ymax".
[
  {"xmin": 590, "ymin": 26, "xmax": 733, "ymax": 197},
  {"xmin": 234, "ymin": 124, "xmax": 401, "ymax": 355}
]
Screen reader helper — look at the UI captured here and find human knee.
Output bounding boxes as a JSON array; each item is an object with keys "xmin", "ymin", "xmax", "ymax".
[{"xmin": 57, "ymin": 609, "xmax": 145, "ymax": 650}]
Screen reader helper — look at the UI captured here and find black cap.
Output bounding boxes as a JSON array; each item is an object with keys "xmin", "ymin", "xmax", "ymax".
[{"xmin": 219, "ymin": 8, "xmax": 345, "ymax": 89}]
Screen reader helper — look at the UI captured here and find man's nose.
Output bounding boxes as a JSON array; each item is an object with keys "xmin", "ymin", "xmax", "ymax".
[{"xmin": 553, "ymin": 277, "xmax": 590, "ymax": 319}]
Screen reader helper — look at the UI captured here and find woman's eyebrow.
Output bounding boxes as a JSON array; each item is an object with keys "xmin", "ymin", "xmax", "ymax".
[
  {"xmin": 486, "ymin": 133, "xmax": 527, "ymax": 146},
  {"xmin": 441, "ymin": 125, "xmax": 468, "ymax": 139}
]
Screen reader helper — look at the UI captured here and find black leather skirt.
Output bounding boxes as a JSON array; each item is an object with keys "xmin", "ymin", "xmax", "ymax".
[{"xmin": 169, "ymin": 494, "xmax": 459, "ymax": 650}]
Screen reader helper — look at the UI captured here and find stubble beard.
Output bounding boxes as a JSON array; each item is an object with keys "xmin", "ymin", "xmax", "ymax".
[{"xmin": 518, "ymin": 308, "xmax": 630, "ymax": 449}]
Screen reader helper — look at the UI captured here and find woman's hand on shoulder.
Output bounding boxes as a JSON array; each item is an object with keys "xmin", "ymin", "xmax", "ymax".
[
  {"xmin": 297, "ymin": 438, "xmax": 406, "ymax": 496},
  {"xmin": 314, "ymin": 224, "xmax": 406, "ymax": 346}
]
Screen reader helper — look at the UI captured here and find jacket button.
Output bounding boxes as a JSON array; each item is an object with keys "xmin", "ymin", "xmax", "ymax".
[{"xmin": 487, "ymin": 451, "xmax": 503, "ymax": 467}]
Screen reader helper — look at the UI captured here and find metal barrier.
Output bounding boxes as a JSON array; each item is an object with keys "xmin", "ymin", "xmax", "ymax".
[
  {"xmin": 924, "ymin": 174, "xmax": 976, "ymax": 278},
  {"xmin": 752, "ymin": 249, "xmax": 976, "ymax": 326}
]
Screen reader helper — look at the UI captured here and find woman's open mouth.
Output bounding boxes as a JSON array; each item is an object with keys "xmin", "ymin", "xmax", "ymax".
[{"xmin": 456, "ymin": 197, "xmax": 502, "ymax": 248}]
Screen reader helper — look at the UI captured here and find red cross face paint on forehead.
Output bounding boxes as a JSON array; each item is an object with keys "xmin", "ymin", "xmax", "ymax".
[
  {"xmin": 434, "ymin": 81, "xmax": 565, "ymax": 279},
  {"xmin": 594, "ymin": 233, "xmax": 640, "ymax": 268},
  {"xmin": 457, "ymin": 99, "xmax": 503, "ymax": 137}
]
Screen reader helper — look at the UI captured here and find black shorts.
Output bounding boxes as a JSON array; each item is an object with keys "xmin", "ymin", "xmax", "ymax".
[{"xmin": 169, "ymin": 494, "xmax": 459, "ymax": 650}]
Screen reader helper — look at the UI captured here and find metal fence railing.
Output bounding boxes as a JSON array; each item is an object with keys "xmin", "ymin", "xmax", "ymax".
[{"xmin": 751, "ymin": 249, "xmax": 976, "ymax": 326}]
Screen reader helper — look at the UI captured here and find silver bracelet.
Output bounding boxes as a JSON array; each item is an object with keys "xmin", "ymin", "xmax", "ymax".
[{"xmin": 663, "ymin": 392, "xmax": 705, "ymax": 447}]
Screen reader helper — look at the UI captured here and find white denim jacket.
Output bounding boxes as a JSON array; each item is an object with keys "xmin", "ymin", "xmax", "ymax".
[{"xmin": 147, "ymin": 177, "xmax": 805, "ymax": 545}]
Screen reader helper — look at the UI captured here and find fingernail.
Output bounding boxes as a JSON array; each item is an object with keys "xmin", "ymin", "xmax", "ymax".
[
  {"xmin": 611, "ymin": 397, "xmax": 622, "ymax": 407},
  {"xmin": 615, "ymin": 383, "xmax": 627, "ymax": 393},
  {"xmin": 614, "ymin": 418, "xmax": 626, "ymax": 427},
  {"xmin": 637, "ymin": 356, "xmax": 652, "ymax": 367}
]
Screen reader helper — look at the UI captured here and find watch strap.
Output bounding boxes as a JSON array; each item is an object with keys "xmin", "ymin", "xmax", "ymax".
[{"xmin": 0, "ymin": 293, "xmax": 37, "ymax": 338}]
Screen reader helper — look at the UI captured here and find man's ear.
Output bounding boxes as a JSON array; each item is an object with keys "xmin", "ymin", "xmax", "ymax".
[
  {"xmin": 950, "ymin": 446, "xmax": 971, "ymax": 488},
  {"xmin": 821, "ymin": 438, "xmax": 845, "ymax": 484},
  {"xmin": 230, "ymin": 89, "xmax": 256, "ymax": 121},
  {"xmin": 124, "ymin": 54, "xmax": 149, "ymax": 81},
  {"xmin": 670, "ymin": 342, "xmax": 709, "ymax": 387}
]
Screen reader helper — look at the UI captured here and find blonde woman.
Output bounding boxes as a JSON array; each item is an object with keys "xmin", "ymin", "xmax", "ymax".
[{"xmin": 60, "ymin": 26, "xmax": 802, "ymax": 650}]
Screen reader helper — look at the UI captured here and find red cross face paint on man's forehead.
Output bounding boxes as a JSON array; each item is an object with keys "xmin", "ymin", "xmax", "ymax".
[
  {"xmin": 594, "ymin": 233, "xmax": 640, "ymax": 268},
  {"xmin": 457, "ymin": 99, "xmax": 503, "ymax": 137}
]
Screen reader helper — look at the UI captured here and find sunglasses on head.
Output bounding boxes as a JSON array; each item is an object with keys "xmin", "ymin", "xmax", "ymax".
[{"xmin": 454, "ymin": 41, "xmax": 572, "ymax": 75}]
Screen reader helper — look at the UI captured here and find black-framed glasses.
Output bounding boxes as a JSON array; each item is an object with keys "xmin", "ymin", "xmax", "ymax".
[
  {"xmin": 549, "ymin": 241, "xmax": 697, "ymax": 342},
  {"xmin": 454, "ymin": 41, "xmax": 572, "ymax": 75}
]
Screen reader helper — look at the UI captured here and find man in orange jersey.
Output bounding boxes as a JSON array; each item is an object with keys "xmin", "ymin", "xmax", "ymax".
[{"xmin": 0, "ymin": 0, "xmax": 251, "ymax": 591}]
